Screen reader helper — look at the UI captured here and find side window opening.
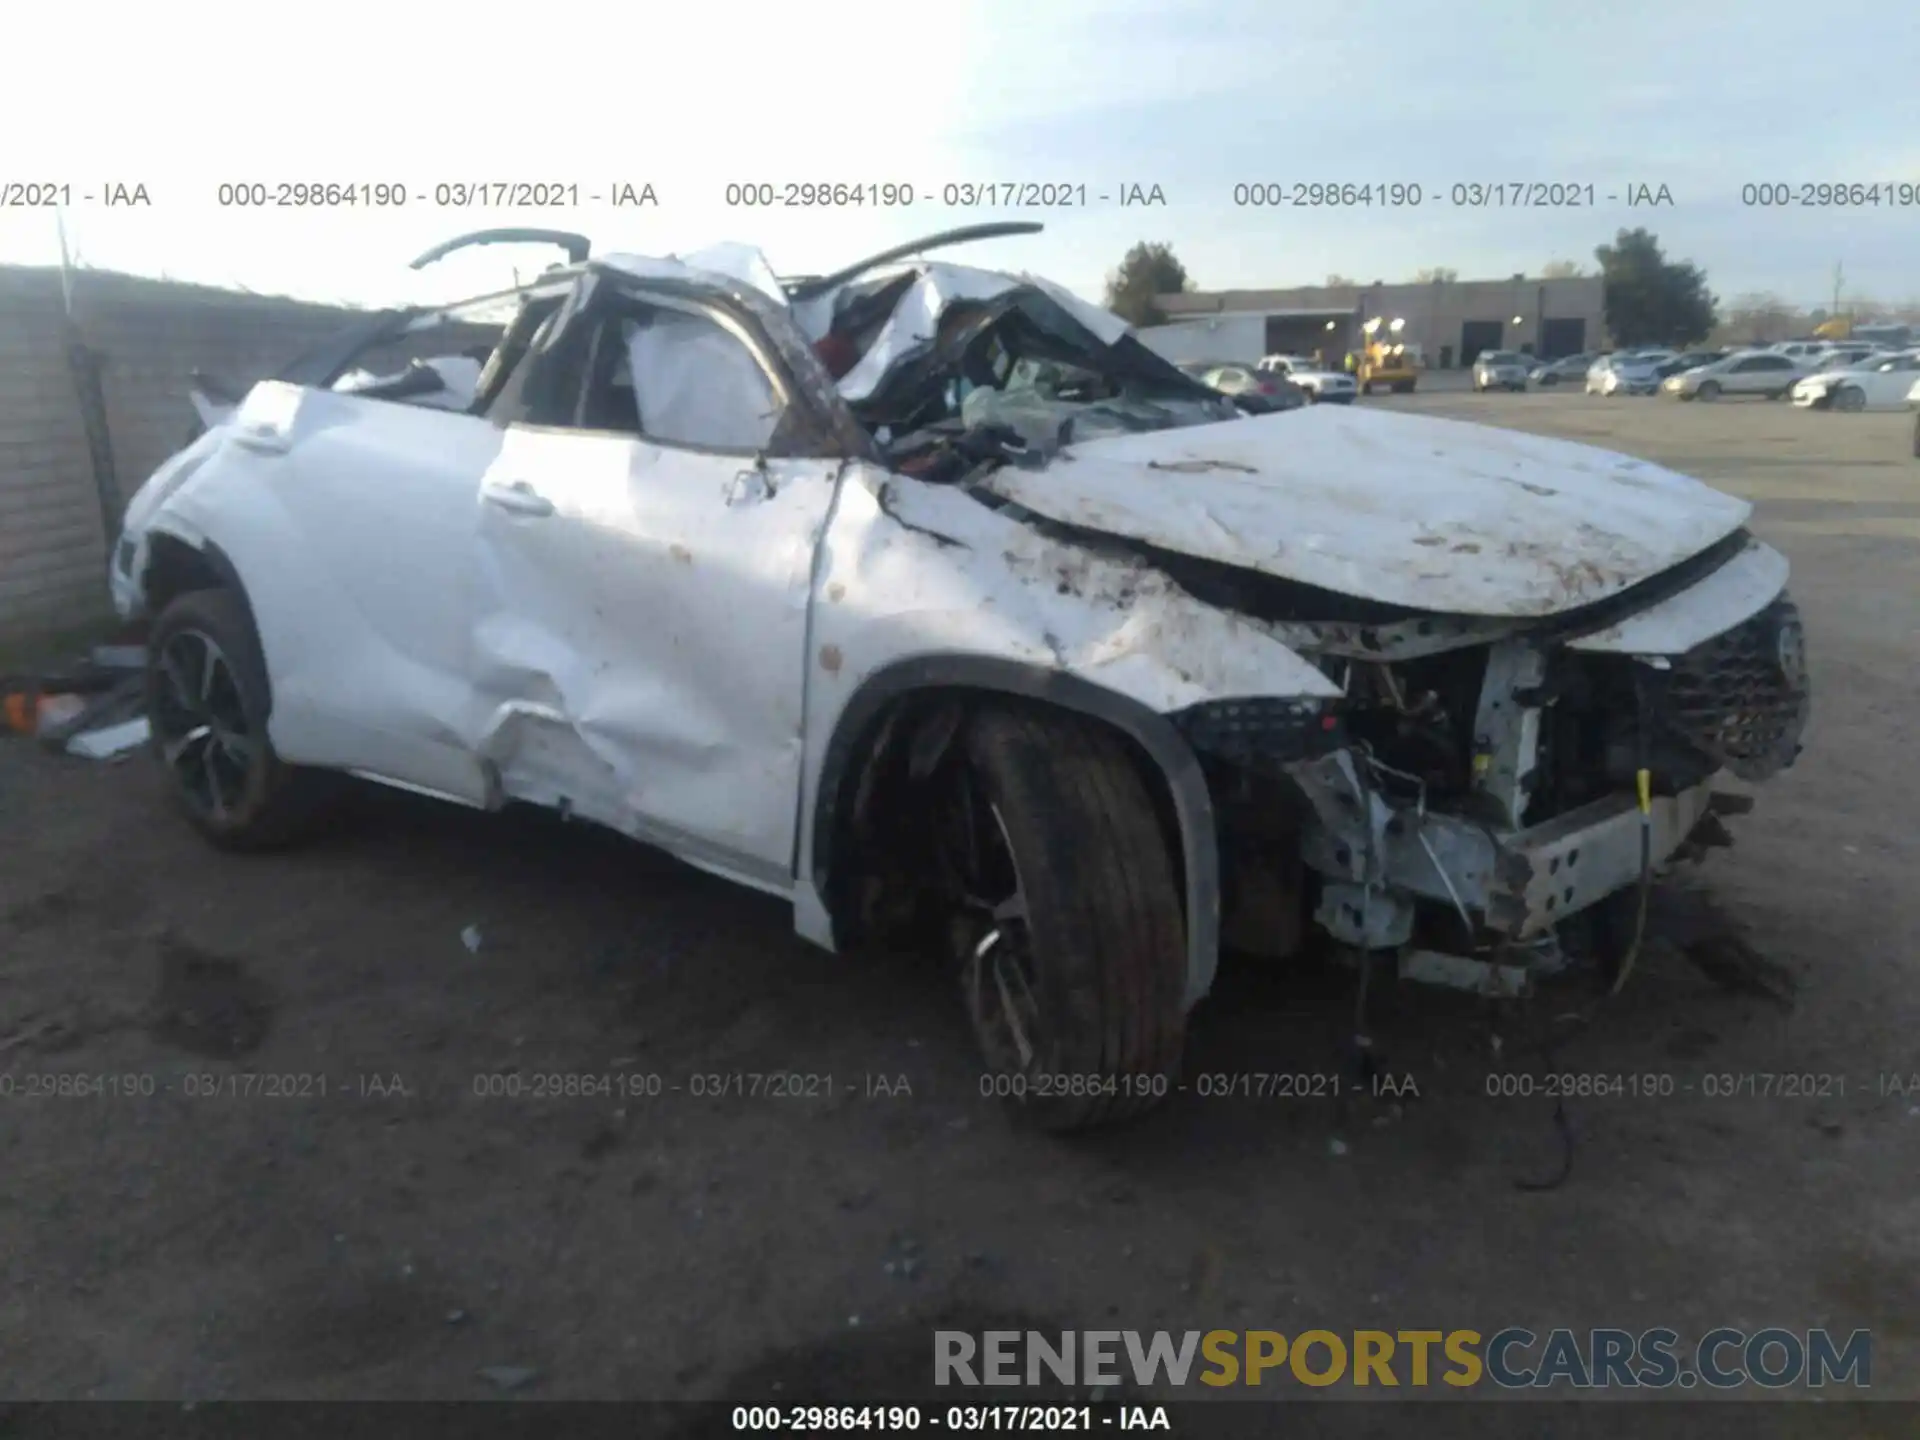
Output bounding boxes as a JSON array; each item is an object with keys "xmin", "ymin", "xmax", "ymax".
[{"xmin": 615, "ymin": 304, "xmax": 786, "ymax": 452}]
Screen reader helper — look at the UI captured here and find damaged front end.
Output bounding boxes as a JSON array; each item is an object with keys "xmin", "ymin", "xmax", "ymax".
[{"xmin": 1166, "ymin": 563, "xmax": 1811, "ymax": 993}]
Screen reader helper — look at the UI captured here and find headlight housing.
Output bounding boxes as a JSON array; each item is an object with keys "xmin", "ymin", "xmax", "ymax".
[{"xmin": 1171, "ymin": 697, "xmax": 1346, "ymax": 769}]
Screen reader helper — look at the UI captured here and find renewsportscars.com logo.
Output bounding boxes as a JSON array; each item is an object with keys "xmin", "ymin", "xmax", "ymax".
[{"xmin": 934, "ymin": 1328, "xmax": 1872, "ymax": 1390}]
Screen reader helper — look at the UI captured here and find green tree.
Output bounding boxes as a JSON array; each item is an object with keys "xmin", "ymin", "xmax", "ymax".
[
  {"xmin": 1594, "ymin": 229, "xmax": 1717, "ymax": 347},
  {"xmin": 1103, "ymin": 241, "xmax": 1191, "ymax": 326},
  {"xmin": 1324, "ymin": 273, "xmax": 1359, "ymax": 288},
  {"xmin": 1412, "ymin": 267, "xmax": 1459, "ymax": 283}
]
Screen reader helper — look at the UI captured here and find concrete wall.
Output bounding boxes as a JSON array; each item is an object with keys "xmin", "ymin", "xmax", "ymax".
[
  {"xmin": 1157, "ymin": 274, "xmax": 1609, "ymax": 366},
  {"xmin": 0, "ymin": 267, "xmax": 370, "ymax": 643}
]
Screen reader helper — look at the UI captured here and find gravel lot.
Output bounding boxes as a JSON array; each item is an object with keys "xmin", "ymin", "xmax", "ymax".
[{"xmin": 2, "ymin": 387, "xmax": 1916, "ymax": 1410}]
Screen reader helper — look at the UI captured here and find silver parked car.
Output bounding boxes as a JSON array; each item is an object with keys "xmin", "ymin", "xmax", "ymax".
[
  {"xmin": 1528, "ymin": 353, "xmax": 1594, "ymax": 386},
  {"xmin": 1472, "ymin": 350, "xmax": 1530, "ymax": 392},
  {"xmin": 1663, "ymin": 350, "xmax": 1801, "ymax": 401},
  {"xmin": 1585, "ymin": 353, "xmax": 1663, "ymax": 396}
]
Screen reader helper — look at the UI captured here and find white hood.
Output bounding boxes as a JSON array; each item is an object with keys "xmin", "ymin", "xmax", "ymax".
[{"xmin": 978, "ymin": 404, "xmax": 1751, "ymax": 618}]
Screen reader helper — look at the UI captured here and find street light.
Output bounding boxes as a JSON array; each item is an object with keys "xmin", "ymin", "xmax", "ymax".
[
  {"xmin": 1389, "ymin": 317, "xmax": 1405, "ymax": 333},
  {"xmin": 1363, "ymin": 317, "xmax": 1382, "ymax": 335},
  {"xmin": 1512, "ymin": 315, "xmax": 1524, "ymax": 325},
  {"xmin": 1325, "ymin": 319, "xmax": 1337, "ymax": 330}
]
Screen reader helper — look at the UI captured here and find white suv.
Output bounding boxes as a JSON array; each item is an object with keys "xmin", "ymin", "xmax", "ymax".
[{"xmin": 109, "ymin": 225, "xmax": 1812, "ymax": 1132}]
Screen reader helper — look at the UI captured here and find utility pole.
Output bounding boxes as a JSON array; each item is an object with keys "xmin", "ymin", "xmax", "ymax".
[{"xmin": 1832, "ymin": 262, "xmax": 1844, "ymax": 319}]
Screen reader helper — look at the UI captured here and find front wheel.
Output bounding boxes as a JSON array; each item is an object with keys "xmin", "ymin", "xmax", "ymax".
[
  {"xmin": 934, "ymin": 708, "xmax": 1187, "ymax": 1131},
  {"xmin": 1696, "ymin": 380, "xmax": 1721, "ymax": 401},
  {"xmin": 146, "ymin": 589, "xmax": 333, "ymax": 850},
  {"xmin": 1835, "ymin": 385, "xmax": 1867, "ymax": 413}
]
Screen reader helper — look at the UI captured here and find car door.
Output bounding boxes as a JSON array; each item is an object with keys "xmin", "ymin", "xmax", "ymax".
[
  {"xmin": 468, "ymin": 267, "xmax": 867, "ymax": 891},
  {"xmin": 1728, "ymin": 360, "xmax": 1766, "ymax": 401},
  {"xmin": 219, "ymin": 371, "xmax": 514, "ymax": 804},
  {"xmin": 1859, "ymin": 353, "xmax": 1918, "ymax": 407}
]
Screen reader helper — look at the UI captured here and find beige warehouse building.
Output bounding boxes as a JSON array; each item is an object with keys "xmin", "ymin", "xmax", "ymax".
[{"xmin": 1152, "ymin": 274, "xmax": 1608, "ymax": 369}]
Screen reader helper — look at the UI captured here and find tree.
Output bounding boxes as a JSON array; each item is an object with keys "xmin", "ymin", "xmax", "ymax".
[
  {"xmin": 1594, "ymin": 228, "xmax": 1717, "ymax": 347},
  {"xmin": 1324, "ymin": 273, "xmax": 1359, "ymax": 288},
  {"xmin": 1412, "ymin": 267, "xmax": 1458, "ymax": 283},
  {"xmin": 1540, "ymin": 259, "xmax": 1584, "ymax": 279},
  {"xmin": 1103, "ymin": 241, "xmax": 1190, "ymax": 326},
  {"xmin": 1716, "ymin": 291, "xmax": 1795, "ymax": 346}
]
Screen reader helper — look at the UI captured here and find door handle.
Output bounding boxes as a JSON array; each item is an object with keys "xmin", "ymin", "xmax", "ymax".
[{"xmin": 483, "ymin": 480, "xmax": 554, "ymax": 517}]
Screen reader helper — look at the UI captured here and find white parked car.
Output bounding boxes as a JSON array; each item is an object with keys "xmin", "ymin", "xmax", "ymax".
[
  {"xmin": 109, "ymin": 224, "xmax": 1812, "ymax": 1132},
  {"xmin": 1661, "ymin": 350, "xmax": 1801, "ymax": 400},
  {"xmin": 1799, "ymin": 343, "xmax": 1883, "ymax": 373},
  {"xmin": 1255, "ymin": 354, "xmax": 1357, "ymax": 403},
  {"xmin": 1769, "ymin": 340, "xmax": 1830, "ymax": 362},
  {"xmin": 1791, "ymin": 349, "xmax": 1920, "ymax": 411},
  {"xmin": 1586, "ymin": 353, "xmax": 1663, "ymax": 395},
  {"xmin": 1471, "ymin": 350, "xmax": 1530, "ymax": 392}
]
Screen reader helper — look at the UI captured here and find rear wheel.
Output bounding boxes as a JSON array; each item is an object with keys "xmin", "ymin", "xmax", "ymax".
[
  {"xmin": 933, "ymin": 707, "xmax": 1187, "ymax": 1131},
  {"xmin": 145, "ymin": 589, "xmax": 333, "ymax": 850}
]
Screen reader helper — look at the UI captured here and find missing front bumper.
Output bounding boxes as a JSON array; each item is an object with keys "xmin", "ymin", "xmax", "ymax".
[{"xmin": 1300, "ymin": 764, "xmax": 1721, "ymax": 947}]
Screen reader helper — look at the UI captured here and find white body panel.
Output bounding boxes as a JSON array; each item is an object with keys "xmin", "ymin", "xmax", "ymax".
[
  {"xmin": 1565, "ymin": 538, "xmax": 1789, "ymax": 654},
  {"xmin": 977, "ymin": 406, "xmax": 1751, "ymax": 618}
]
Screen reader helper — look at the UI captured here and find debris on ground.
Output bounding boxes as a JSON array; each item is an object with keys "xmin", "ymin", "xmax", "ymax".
[
  {"xmin": 67, "ymin": 717, "xmax": 149, "ymax": 759},
  {"xmin": 3, "ymin": 691, "xmax": 88, "ymax": 736},
  {"xmin": 2, "ymin": 637, "xmax": 150, "ymax": 754}
]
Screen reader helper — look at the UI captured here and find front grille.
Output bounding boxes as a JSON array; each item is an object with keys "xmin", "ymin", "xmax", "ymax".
[{"xmin": 1654, "ymin": 596, "xmax": 1811, "ymax": 781}]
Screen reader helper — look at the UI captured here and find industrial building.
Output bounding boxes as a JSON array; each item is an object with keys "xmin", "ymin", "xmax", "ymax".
[{"xmin": 1148, "ymin": 273, "xmax": 1608, "ymax": 369}]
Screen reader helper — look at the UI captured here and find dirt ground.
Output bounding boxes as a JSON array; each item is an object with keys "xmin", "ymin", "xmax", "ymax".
[{"xmin": 1, "ymin": 388, "xmax": 1916, "ymax": 1410}]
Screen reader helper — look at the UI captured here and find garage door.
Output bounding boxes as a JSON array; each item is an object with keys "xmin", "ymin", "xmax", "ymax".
[
  {"xmin": 1540, "ymin": 318, "xmax": 1586, "ymax": 359},
  {"xmin": 1459, "ymin": 321, "xmax": 1503, "ymax": 366}
]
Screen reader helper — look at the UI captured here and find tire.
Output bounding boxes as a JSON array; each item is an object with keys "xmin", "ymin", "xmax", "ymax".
[
  {"xmin": 1911, "ymin": 411, "xmax": 1920, "ymax": 458},
  {"xmin": 938, "ymin": 707, "xmax": 1187, "ymax": 1131},
  {"xmin": 1361, "ymin": 381, "xmax": 1373, "ymax": 395},
  {"xmin": 1540, "ymin": 373, "xmax": 1559, "ymax": 386},
  {"xmin": 1835, "ymin": 385, "xmax": 1866, "ymax": 413},
  {"xmin": 1697, "ymin": 380, "xmax": 1721, "ymax": 401},
  {"xmin": 145, "ymin": 588, "xmax": 333, "ymax": 850}
]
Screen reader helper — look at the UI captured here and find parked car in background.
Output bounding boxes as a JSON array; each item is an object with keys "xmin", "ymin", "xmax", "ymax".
[
  {"xmin": 1586, "ymin": 353, "xmax": 1663, "ymax": 396},
  {"xmin": 1801, "ymin": 343, "xmax": 1883, "ymax": 373},
  {"xmin": 1181, "ymin": 359, "xmax": 1308, "ymax": 412},
  {"xmin": 1529, "ymin": 353, "xmax": 1594, "ymax": 385},
  {"xmin": 1769, "ymin": 340, "xmax": 1829, "ymax": 363},
  {"xmin": 1253, "ymin": 354, "xmax": 1357, "ymax": 404},
  {"xmin": 1471, "ymin": 350, "xmax": 1530, "ymax": 392},
  {"xmin": 1662, "ymin": 350, "xmax": 1800, "ymax": 400},
  {"xmin": 1654, "ymin": 350, "xmax": 1725, "ymax": 380},
  {"xmin": 1791, "ymin": 349, "xmax": 1920, "ymax": 411}
]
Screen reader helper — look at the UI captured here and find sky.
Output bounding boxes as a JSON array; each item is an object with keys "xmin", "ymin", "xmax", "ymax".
[{"xmin": 2, "ymin": 0, "xmax": 1915, "ymax": 313}]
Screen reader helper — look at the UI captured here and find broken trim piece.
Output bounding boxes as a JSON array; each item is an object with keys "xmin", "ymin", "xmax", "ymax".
[{"xmin": 812, "ymin": 655, "xmax": 1222, "ymax": 1010}]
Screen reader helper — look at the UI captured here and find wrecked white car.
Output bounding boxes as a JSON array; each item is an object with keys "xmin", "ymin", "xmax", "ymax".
[{"xmin": 110, "ymin": 224, "xmax": 1812, "ymax": 1130}]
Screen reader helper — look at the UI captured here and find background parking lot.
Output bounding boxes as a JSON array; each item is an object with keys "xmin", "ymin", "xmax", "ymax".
[{"xmin": 1, "ymin": 388, "xmax": 1916, "ymax": 1402}]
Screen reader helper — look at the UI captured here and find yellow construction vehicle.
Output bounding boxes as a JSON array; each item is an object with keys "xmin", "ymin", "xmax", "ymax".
[{"xmin": 1357, "ymin": 319, "xmax": 1418, "ymax": 394}]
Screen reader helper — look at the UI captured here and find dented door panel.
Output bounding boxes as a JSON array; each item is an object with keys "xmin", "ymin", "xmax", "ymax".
[
  {"xmin": 472, "ymin": 425, "xmax": 838, "ymax": 885},
  {"xmin": 152, "ymin": 383, "xmax": 506, "ymax": 803}
]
